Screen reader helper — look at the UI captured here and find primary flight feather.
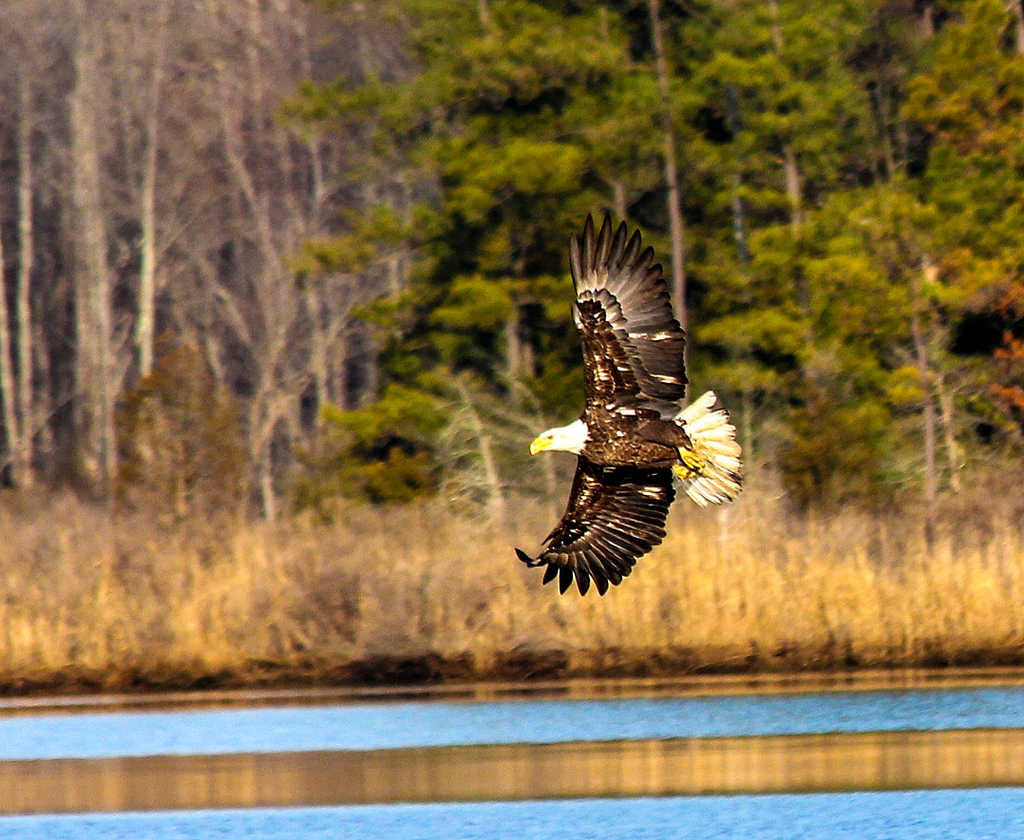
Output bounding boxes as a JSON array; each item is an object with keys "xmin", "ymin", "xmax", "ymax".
[{"xmin": 516, "ymin": 214, "xmax": 742, "ymax": 596}]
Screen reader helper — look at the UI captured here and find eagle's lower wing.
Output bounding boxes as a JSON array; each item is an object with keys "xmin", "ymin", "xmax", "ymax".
[
  {"xmin": 516, "ymin": 458, "xmax": 675, "ymax": 595},
  {"xmin": 571, "ymin": 214, "xmax": 687, "ymax": 416}
]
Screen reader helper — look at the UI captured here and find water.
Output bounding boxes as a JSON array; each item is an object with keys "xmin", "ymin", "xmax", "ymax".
[
  {"xmin": 4, "ymin": 789, "xmax": 1024, "ymax": 840},
  {"xmin": 3, "ymin": 686, "xmax": 1024, "ymax": 760},
  {"xmin": 2, "ymin": 681, "xmax": 1024, "ymax": 836}
]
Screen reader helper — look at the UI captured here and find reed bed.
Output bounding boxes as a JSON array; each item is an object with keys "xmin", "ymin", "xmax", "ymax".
[{"xmin": 0, "ymin": 485, "xmax": 1022, "ymax": 692}]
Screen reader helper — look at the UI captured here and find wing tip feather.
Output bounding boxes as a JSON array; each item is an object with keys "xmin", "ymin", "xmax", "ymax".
[
  {"xmin": 581, "ymin": 213, "xmax": 596, "ymax": 278},
  {"xmin": 569, "ymin": 233, "xmax": 582, "ymax": 289},
  {"xmin": 515, "ymin": 547, "xmax": 539, "ymax": 567}
]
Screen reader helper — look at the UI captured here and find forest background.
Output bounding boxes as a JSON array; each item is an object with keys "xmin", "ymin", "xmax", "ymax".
[{"xmin": 0, "ymin": 0, "xmax": 1023, "ymax": 692}]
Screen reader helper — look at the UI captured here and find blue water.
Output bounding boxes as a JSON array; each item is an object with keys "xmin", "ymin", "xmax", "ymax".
[
  {"xmin": 3, "ymin": 789, "xmax": 1024, "ymax": 839},
  {"xmin": 1, "ymin": 686, "xmax": 1023, "ymax": 759}
]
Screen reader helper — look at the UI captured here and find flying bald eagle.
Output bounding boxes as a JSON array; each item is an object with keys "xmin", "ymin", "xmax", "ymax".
[{"xmin": 516, "ymin": 214, "xmax": 742, "ymax": 596}]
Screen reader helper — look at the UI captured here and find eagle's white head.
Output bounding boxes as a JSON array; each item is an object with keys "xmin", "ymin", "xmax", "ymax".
[{"xmin": 530, "ymin": 419, "xmax": 588, "ymax": 455}]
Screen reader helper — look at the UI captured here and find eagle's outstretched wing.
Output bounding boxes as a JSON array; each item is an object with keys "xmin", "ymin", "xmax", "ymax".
[
  {"xmin": 571, "ymin": 213, "xmax": 687, "ymax": 417},
  {"xmin": 515, "ymin": 459, "xmax": 675, "ymax": 595}
]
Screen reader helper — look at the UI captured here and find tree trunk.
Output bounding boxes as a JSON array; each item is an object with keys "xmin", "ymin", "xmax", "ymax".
[
  {"xmin": 16, "ymin": 68, "xmax": 34, "ymax": 486},
  {"xmin": 768, "ymin": 0, "xmax": 784, "ymax": 51},
  {"xmin": 610, "ymin": 179, "xmax": 628, "ymax": 221},
  {"xmin": 305, "ymin": 286, "xmax": 329, "ymax": 422},
  {"xmin": 136, "ymin": 0, "xmax": 171, "ymax": 379},
  {"xmin": 922, "ymin": 256, "xmax": 961, "ymax": 494},
  {"xmin": 209, "ymin": 1, "xmax": 293, "ymax": 519},
  {"xmin": 0, "ymin": 222, "xmax": 21, "ymax": 485},
  {"xmin": 871, "ymin": 80, "xmax": 897, "ymax": 180},
  {"xmin": 782, "ymin": 143, "xmax": 803, "ymax": 235},
  {"xmin": 768, "ymin": 1, "xmax": 804, "ymax": 236},
  {"xmin": 647, "ymin": 0, "xmax": 688, "ymax": 380},
  {"xmin": 726, "ymin": 87, "xmax": 751, "ymax": 265},
  {"xmin": 32, "ymin": 321, "xmax": 53, "ymax": 469},
  {"xmin": 505, "ymin": 316, "xmax": 522, "ymax": 383},
  {"xmin": 1007, "ymin": 0, "xmax": 1024, "ymax": 56},
  {"xmin": 934, "ymin": 367, "xmax": 961, "ymax": 494},
  {"xmin": 70, "ymin": 4, "xmax": 117, "ymax": 486},
  {"xmin": 726, "ymin": 87, "xmax": 754, "ymax": 460},
  {"xmin": 909, "ymin": 270, "xmax": 937, "ymax": 537},
  {"xmin": 918, "ymin": 2, "xmax": 936, "ymax": 38}
]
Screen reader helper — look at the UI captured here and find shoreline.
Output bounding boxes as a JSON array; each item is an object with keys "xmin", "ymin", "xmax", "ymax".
[{"xmin": 4, "ymin": 662, "xmax": 1024, "ymax": 713}]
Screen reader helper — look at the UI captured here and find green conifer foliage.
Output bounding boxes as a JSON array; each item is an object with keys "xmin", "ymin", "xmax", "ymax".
[{"xmin": 291, "ymin": 0, "xmax": 1024, "ymax": 509}]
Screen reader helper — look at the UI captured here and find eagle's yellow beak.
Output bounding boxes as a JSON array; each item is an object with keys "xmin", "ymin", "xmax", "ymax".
[{"xmin": 530, "ymin": 435, "xmax": 553, "ymax": 456}]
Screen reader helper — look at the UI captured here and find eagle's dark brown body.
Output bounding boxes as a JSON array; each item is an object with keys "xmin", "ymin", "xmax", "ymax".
[{"xmin": 580, "ymin": 408, "xmax": 689, "ymax": 469}]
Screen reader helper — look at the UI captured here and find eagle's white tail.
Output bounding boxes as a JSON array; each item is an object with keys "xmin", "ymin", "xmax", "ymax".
[{"xmin": 673, "ymin": 391, "xmax": 742, "ymax": 507}]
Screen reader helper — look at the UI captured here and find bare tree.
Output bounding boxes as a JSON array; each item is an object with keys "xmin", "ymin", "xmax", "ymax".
[
  {"xmin": 0, "ymin": 8, "xmax": 40, "ymax": 487},
  {"xmin": 0, "ymin": 212, "xmax": 19, "ymax": 485},
  {"xmin": 15, "ymin": 64, "xmax": 35, "ymax": 486},
  {"xmin": 69, "ymin": 0, "xmax": 118, "ymax": 486},
  {"xmin": 174, "ymin": 0, "xmax": 351, "ymax": 517},
  {"xmin": 132, "ymin": 0, "xmax": 173, "ymax": 379},
  {"xmin": 0, "ymin": 0, "xmax": 387, "ymax": 503}
]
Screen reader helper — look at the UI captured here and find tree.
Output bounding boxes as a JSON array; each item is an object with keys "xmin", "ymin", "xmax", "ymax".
[
  {"xmin": 69, "ymin": 0, "xmax": 119, "ymax": 486},
  {"xmin": 288, "ymin": 1, "xmax": 627, "ymax": 505},
  {"xmin": 0, "ymin": 0, "xmax": 1018, "ymax": 515},
  {"xmin": 905, "ymin": 0, "xmax": 1024, "ymax": 447},
  {"xmin": 116, "ymin": 340, "xmax": 246, "ymax": 521}
]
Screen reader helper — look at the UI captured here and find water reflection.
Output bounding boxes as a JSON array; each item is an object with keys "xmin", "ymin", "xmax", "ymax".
[{"xmin": 3, "ymin": 728, "xmax": 1024, "ymax": 814}]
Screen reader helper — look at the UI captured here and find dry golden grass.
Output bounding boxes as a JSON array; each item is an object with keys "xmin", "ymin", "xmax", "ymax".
[{"xmin": 0, "ymin": 482, "xmax": 1022, "ymax": 692}]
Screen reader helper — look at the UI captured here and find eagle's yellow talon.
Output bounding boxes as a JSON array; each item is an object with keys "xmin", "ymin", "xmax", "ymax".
[{"xmin": 673, "ymin": 449, "xmax": 704, "ymax": 479}]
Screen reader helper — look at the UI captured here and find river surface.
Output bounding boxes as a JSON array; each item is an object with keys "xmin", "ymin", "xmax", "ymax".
[
  {"xmin": 4, "ymin": 790, "xmax": 1024, "ymax": 840},
  {"xmin": 2, "ymin": 684, "xmax": 1024, "ymax": 759},
  {"xmin": 1, "ymin": 676, "xmax": 1023, "ymax": 838}
]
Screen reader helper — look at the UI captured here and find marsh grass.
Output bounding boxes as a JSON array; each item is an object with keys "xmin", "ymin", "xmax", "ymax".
[{"xmin": 0, "ymin": 481, "xmax": 1023, "ymax": 692}]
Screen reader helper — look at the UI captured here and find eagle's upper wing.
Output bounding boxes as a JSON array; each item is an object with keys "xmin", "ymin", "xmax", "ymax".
[
  {"xmin": 571, "ymin": 214, "xmax": 687, "ymax": 417},
  {"xmin": 515, "ymin": 458, "xmax": 675, "ymax": 595}
]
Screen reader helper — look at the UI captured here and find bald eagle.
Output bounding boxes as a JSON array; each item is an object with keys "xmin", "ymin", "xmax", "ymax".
[{"xmin": 516, "ymin": 214, "xmax": 742, "ymax": 596}]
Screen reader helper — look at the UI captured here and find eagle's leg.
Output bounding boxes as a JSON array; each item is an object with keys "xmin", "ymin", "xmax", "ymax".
[{"xmin": 672, "ymin": 448, "xmax": 705, "ymax": 480}]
